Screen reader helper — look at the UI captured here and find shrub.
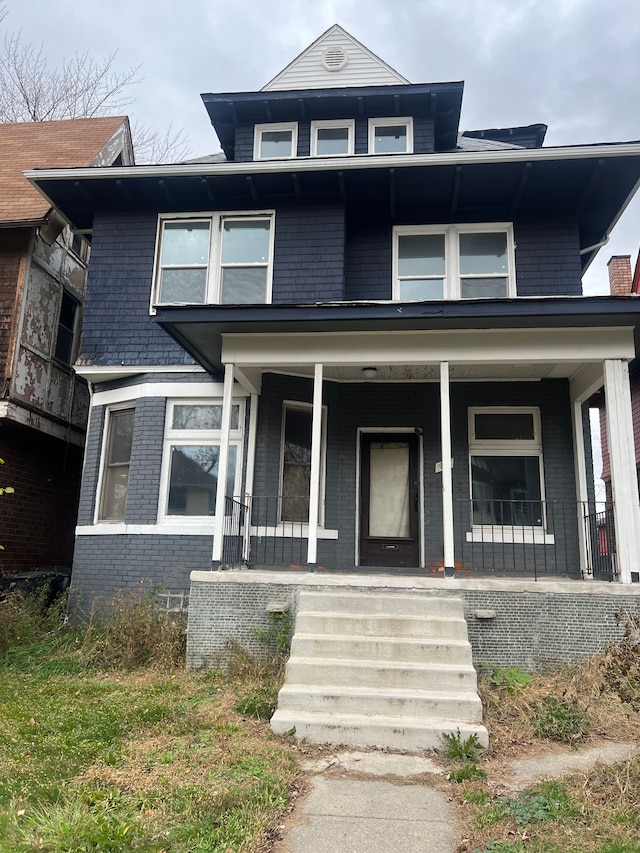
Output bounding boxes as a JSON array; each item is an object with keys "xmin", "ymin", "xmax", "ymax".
[{"xmin": 78, "ymin": 584, "xmax": 186, "ymax": 671}]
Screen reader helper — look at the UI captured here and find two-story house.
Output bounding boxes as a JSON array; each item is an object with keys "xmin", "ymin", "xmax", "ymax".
[
  {"xmin": 26, "ymin": 26, "xmax": 640, "ymax": 615},
  {"xmin": 0, "ymin": 117, "xmax": 133, "ymax": 576}
]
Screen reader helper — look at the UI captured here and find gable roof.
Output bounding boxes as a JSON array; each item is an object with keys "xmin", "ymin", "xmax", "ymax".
[
  {"xmin": 262, "ymin": 24, "xmax": 410, "ymax": 91},
  {"xmin": 0, "ymin": 116, "xmax": 132, "ymax": 227}
]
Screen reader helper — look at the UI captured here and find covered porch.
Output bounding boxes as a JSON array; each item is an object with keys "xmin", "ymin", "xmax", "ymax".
[{"xmin": 214, "ymin": 325, "xmax": 639, "ymax": 583}]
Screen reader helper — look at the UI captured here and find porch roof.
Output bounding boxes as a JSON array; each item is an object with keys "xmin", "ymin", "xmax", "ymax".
[{"xmin": 154, "ymin": 295, "xmax": 640, "ymax": 376}]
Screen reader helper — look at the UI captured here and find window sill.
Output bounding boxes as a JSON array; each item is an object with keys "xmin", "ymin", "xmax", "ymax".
[
  {"xmin": 251, "ymin": 523, "xmax": 338, "ymax": 540},
  {"xmin": 466, "ymin": 526, "xmax": 554, "ymax": 545}
]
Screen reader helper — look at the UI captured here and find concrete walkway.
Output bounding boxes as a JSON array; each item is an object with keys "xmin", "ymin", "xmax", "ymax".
[
  {"xmin": 273, "ymin": 752, "xmax": 453, "ymax": 853},
  {"xmin": 273, "ymin": 742, "xmax": 639, "ymax": 853}
]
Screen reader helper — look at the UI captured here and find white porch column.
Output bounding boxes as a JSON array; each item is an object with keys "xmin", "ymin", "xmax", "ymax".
[
  {"xmin": 571, "ymin": 400, "xmax": 591, "ymax": 577},
  {"xmin": 211, "ymin": 362, "xmax": 235, "ymax": 570},
  {"xmin": 306, "ymin": 362, "xmax": 324, "ymax": 573},
  {"xmin": 440, "ymin": 361, "xmax": 455, "ymax": 577},
  {"xmin": 603, "ymin": 359, "xmax": 640, "ymax": 584}
]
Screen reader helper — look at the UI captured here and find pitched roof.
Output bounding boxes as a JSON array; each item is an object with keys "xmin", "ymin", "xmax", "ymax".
[
  {"xmin": 0, "ymin": 116, "xmax": 130, "ymax": 226},
  {"xmin": 262, "ymin": 24, "xmax": 409, "ymax": 91}
]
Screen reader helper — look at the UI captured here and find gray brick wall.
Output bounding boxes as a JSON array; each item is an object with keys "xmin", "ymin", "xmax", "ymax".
[
  {"xmin": 186, "ymin": 577, "xmax": 640, "ymax": 671},
  {"xmin": 126, "ymin": 398, "xmax": 165, "ymax": 524},
  {"xmin": 71, "ymin": 534, "xmax": 213, "ymax": 613}
]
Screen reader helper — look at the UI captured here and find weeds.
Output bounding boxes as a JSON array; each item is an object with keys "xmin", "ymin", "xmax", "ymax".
[
  {"xmin": 0, "ymin": 585, "xmax": 66, "ymax": 655},
  {"xmin": 531, "ymin": 696, "xmax": 590, "ymax": 744},
  {"xmin": 448, "ymin": 761, "xmax": 487, "ymax": 783},
  {"xmin": 482, "ymin": 665, "xmax": 533, "ymax": 693},
  {"xmin": 440, "ymin": 729, "xmax": 484, "ymax": 763}
]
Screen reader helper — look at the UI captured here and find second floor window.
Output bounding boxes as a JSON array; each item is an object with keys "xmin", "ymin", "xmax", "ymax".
[
  {"xmin": 393, "ymin": 223, "xmax": 515, "ymax": 301},
  {"xmin": 254, "ymin": 122, "xmax": 298, "ymax": 159},
  {"xmin": 155, "ymin": 212, "xmax": 275, "ymax": 306}
]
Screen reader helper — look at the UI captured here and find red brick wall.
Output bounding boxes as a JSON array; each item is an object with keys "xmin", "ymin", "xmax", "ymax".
[
  {"xmin": 0, "ymin": 229, "xmax": 29, "ymax": 381},
  {"xmin": 0, "ymin": 421, "xmax": 83, "ymax": 574}
]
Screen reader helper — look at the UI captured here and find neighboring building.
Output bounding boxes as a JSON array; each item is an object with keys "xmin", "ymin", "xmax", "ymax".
[
  {"xmin": 598, "ymin": 253, "xmax": 640, "ymax": 500},
  {"xmin": 0, "ymin": 117, "xmax": 134, "ymax": 574},
  {"xmin": 25, "ymin": 25, "xmax": 640, "ymax": 608}
]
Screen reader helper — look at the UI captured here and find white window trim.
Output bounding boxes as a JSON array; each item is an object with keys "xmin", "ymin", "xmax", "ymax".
[
  {"xmin": 392, "ymin": 222, "xmax": 516, "ymax": 301},
  {"xmin": 368, "ymin": 116, "xmax": 414, "ymax": 155},
  {"xmin": 278, "ymin": 400, "xmax": 328, "ymax": 528},
  {"xmin": 466, "ymin": 406, "xmax": 554, "ymax": 544},
  {"xmin": 152, "ymin": 210, "xmax": 275, "ymax": 307},
  {"xmin": 157, "ymin": 398, "xmax": 245, "ymax": 525},
  {"xmin": 310, "ymin": 119, "xmax": 355, "ymax": 157},
  {"xmin": 254, "ymin": 122, "xmax": 298, "ymax": 160},
  {"xmin": 95, "ymin": 402, "xmax": 136, "ymax": 524}
]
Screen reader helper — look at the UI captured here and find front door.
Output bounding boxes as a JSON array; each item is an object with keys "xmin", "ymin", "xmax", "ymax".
[{"xmin": 359, "ymin": 432, "xmax": 420, "ymax": 567}]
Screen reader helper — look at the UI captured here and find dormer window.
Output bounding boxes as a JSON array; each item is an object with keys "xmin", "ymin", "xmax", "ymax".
[
  {"xmin": 254, "ymin": 122, "xmax": 298, "ymax": 159},
  {"xmin": 368, "ymin": 117, "xmax": 413, "ymax": 154},
  {"xmin": 311, "ymin": 120, "xmax": 355, "ymax": 156}
]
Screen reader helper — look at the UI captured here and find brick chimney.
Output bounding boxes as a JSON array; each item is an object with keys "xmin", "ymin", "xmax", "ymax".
[{"xmin": 607, "ymin": 255, "xmax": 633, "ymax": 295}]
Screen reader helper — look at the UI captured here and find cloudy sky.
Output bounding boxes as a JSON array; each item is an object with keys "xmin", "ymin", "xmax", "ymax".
[{"xmin": 3, "ymin": 0, "xmax": 639, "ymax": 295}]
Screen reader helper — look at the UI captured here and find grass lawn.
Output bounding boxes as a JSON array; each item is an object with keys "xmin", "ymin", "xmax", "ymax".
[{"xmin": 0, "ymin": 596, "xmax": 298, "ymax": 853}]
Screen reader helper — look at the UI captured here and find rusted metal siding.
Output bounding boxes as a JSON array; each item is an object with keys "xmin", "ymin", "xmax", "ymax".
[
  {"xmin": 9, "ymin": 230, "xmax": 89, "ymax": 429},
  {"xmin": 0, "ymin": 229, "xmax": 30, "ymax": 386}
]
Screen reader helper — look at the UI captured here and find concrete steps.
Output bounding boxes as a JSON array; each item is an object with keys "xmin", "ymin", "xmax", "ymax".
[{"xmin": 270, "ymin": 590, "xmax": 488, "ymax": 751}]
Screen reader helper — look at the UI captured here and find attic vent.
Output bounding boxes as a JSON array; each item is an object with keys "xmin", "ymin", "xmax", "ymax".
[{"xmin": 322, "ymin": 46, "xmax": 348, "ymax": 72}]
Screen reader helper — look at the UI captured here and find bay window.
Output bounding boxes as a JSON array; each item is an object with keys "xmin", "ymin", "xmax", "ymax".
[
  {"xmin": 99, "ymin": 407, "xmax": 135, "ymax": 521},
  {"xmin": 154, "ymin": 212, "xmax": 274, "ymax": 306},
  {"xmin": 394, "ymin": 223, "xmax": 515, "ymax": 301}
]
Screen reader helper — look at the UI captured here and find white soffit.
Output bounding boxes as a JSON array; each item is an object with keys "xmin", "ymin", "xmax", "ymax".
[{"xmin": 262, "ymin": 24, "xmax": 410, "ymax": 91}]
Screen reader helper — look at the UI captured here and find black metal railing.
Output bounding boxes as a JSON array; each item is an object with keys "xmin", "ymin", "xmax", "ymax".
[
  {"xmin": 452, "ymin": 499, "xmax": 617, "ymax": 581},
  {"xmin": 218, "ymin": 495, "xmax": 618, "ymax": 580}
]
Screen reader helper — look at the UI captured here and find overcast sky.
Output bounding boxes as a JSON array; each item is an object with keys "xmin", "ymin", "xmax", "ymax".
[{"xmin": 4, "ymin": 0, "xmax": 639, "ymax": 295}]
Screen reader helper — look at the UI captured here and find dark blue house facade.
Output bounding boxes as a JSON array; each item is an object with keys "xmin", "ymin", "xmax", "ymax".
[{"xmin": 28, "ymin": 26, "xmax": 640, "ymax": 605}]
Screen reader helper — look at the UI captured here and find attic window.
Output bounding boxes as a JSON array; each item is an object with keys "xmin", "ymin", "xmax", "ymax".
[{"xmin": 322, "ymin": 46, "xmax": 348, "ymax": 72}]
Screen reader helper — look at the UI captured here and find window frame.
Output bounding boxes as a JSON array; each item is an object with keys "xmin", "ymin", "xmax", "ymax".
[
  {"xmin": 53, "ymin": 289, "xmax": 80, "ymax": 366},
  {"xmin": 278, "ymin": 401, "xmax": 327, "ymax": 527},
  {"xmin": 310, "ymin": 119, "xmax": 355, "ymax": 157},
  {"xmin": 254, "ymin": 122, "xmax": 298, "ymax": 160},
  {"xmin": 467, "ymin": 406, "xmax": 553, "ymax": 543},
  {"xmin": 368, "ymin": 116, "xmax": 414, "ymax": 155},
  {"xmin": 392, "ymin": 223, "xmax": 516, "ymax": 302},
  {"xmin": 97, "ymin": 404, "xmax": 136, "ymax": 523},
  {"xmin": 157, "ymin": 398, "xmax": 244, "ymax": 524},
  {"xmin": 152, "ymin": 211, "xmax": 275, "ymax": 307}
]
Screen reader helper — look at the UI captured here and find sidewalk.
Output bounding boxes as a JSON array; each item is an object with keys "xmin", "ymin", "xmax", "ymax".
[{"xmin": 273, "ymin": 752, "xmax": 454, "ymax": 853}]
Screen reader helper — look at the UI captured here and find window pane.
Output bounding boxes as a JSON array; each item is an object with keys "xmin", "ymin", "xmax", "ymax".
[
  {"xmin": 260, "ymin": 130, "xmax": 293, "ymax": 158},
  {"xmin": 475, "ymin": 413, "xmax": 534, "ymax": 441},
  {"xmin": 167, "ymin": 445, "xmax": 236, "ymax": 516},
  {"xmin": 399, "ymin": 279, "xmax": 444, "ymax": 301},
  {"xmin": 54, "ymin": 326, "xmax": 74, "ymax": 364},
  {"xmin": 374, "ymin": 125, "xmax": 407, "ymax": 153},
  {"xmin": 398, "ymin": 234, "xmax": 445, "ymax": 277},
  {"xmin": 102, "ymin": 467, "xmax": 130, "ymax": 519},
  {"xmin": 460, "ymin": 277, "xmax": 508, "ymax": 299},
  {"xmin": 459, "ymin": 232, "xmax": 507, "ymax": 275},
  {"xmin": 172, "ymin": 404, "xmax": 240, "ymax": 431},
  {"xmin": 108, "ymin": 410, "xmax": 134, "ymax": 464},
  {"xmin": 159, "ymin": 268, "xmax": 207, "ymax": 303},
  {"xmin": 221, "ymin": 220, "xmax": 271, "ymax": 264},
  {"xmin": 316, "ymin": 127, "xmax": 349, "ymax": 155},
  {"xmin": 161, "ymin": 222, "xmax": 210, "ymax": 266},
  {"xmin": 471, "ymin": 455, "xmax": 542, "ymax": 525},
  {"xmin": 221, "ymin": 267, "xmax": 267, "ymax": 304},
  {"xmin": 282, "ymin": 409, "xmax": 311, "ymax": 522}
]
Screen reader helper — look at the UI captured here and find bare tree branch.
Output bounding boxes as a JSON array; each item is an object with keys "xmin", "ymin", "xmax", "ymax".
[{"xmin": 0, "ymin": 17, "xmax": 191, "ymax": 163}]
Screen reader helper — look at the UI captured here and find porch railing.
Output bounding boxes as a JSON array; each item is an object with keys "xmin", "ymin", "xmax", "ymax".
[
  {"xmin": 219, "ymin": 495, "xmax": 618, "ymax": 580},
  {"xmin": 453, "ymin": 499, "xmax": 617, "ymax": 581}
]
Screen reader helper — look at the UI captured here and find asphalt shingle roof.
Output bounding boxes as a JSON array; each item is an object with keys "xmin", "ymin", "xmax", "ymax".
[{"xmin": 0, "ymin": 116, "xmax": 128, "ymax": 225}]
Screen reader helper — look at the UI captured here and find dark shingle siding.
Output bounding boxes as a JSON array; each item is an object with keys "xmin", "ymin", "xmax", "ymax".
[
  {"xmin": 82, "ymin": 214, "xmax": 195, "ymax": 366},
  {"xmin": 514, "ymin": 218, "xmax": 582, "ymax": 296}
]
